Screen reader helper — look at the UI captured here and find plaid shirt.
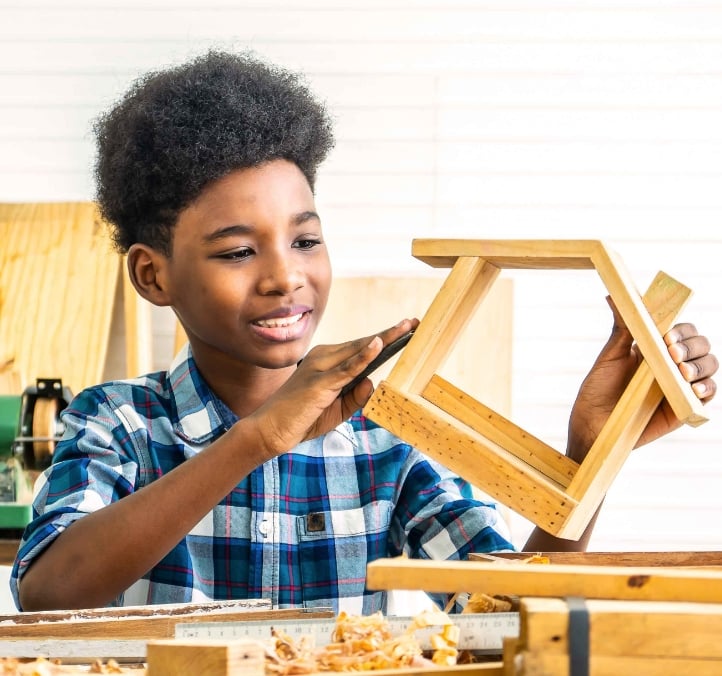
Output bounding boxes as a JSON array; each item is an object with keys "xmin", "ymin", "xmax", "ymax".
[{"xmin": 11, "ymin": 345, "xmax": 513, "ymax": 613}]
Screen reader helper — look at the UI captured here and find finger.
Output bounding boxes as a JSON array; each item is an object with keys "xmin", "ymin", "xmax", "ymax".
[
  {"xmin": 677, "ymin": 352, "xmax": 719, "ymax": 385},
  {"xmin": 338, "ymin": 320, "xmax": 419, "ymax": 396},
  {"xmin": 663, "ymin": 322, "xmax": 699, "ymax": 347},
  {"xmin": 335, "ymin": 318, "xmax": 418, "ymax": 383},
  {"xmin": 373, "ymin": 318, "xmax": 419, "ymax": 347},
  {"xmin": 341, "ymin": 377, "xmax": 375, "ymax": 413},
  {"xmin": 665, "ymin": 330, "xmax": 710, "ymax": 364},
  {"xmin": 599, "ymin": 295, "xmax": 636, "ymax": 359},
  {"xmin": 691, "ymin": 375, "xmax": 716, "ymax": 403}
]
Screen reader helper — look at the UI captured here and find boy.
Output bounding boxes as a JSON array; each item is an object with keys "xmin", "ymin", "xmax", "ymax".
[{"xmin": 11, "ymin": 50, "xmax": 718, "ymax": 613}]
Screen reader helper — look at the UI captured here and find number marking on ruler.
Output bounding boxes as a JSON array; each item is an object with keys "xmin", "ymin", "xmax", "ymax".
[{"xmin": 175, "ymin": 613, "xmax": 519, "ymax": 653}]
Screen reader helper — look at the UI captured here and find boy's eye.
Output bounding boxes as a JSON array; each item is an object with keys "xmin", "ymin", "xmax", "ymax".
[
  {"xmin": 217, "ymin": 248, "xmax": 253, "ymax": 260},
  {"xmin": 294, "ymin": 238, "xmax": 322, "ymax": 250}
]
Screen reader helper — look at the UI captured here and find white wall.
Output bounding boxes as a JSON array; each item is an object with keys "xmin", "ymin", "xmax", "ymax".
[{"xmin": 1, "ymin": 0, "xmax": 721, "ymax": 552}]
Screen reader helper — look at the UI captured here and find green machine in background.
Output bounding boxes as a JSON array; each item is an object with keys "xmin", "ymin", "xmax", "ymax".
[{"xmin": 0, "ymin": 379, "xmax": 73, "ymax": 531}]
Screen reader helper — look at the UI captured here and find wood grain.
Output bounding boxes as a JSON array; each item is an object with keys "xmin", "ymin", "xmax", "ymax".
[
  {"xmin": 366, "ymin": 558, "xmax": 722, "ymax": 604},
  {"xmin": 0, "ymin": 202, "xmax": 120, "ymax": 394}
]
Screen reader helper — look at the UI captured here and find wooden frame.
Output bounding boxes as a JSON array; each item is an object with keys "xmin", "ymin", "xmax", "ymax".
[{"xmin": 362, "ymin": 239, "xmax": 708, "ymax": 539}]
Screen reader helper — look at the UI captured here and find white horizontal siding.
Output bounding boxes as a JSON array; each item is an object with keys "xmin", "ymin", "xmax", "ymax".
[{"xmin": 1, "ymin": 0, "xmax": 721, "ymax": 555}]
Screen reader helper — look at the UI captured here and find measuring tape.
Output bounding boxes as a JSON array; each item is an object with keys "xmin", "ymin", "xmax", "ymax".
[{"xmin": 175, "ymin": 612, "xmax": 519, "ymax": 653}]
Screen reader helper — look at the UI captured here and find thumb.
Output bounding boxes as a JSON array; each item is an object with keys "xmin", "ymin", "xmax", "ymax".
[{"xmin": 600, "ymin": 295, "xmax": 637, "ymax": 362}]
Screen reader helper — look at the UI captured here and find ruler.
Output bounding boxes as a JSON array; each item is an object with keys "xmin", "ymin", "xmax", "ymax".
[{"xmin": 175, "ymin": 612, "xmax": 519, "ymax": 654}]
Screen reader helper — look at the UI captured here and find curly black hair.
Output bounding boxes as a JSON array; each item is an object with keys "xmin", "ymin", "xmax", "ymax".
[{"xmin": 93, "ymin": 49, "xmax": 336, "ymax": 255}]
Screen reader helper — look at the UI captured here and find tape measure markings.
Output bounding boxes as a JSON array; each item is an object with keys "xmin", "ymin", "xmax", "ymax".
[{"xmin": 175, "ymin": 612, "xmax": 519, "ymax": 652}]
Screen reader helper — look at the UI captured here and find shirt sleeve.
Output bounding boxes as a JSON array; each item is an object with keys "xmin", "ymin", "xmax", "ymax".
[{"xmin": 9, "ymin": 386, "xmax": 141, "ymax": 610}]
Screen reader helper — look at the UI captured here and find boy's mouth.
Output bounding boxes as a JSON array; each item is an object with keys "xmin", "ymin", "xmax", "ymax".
[{"xmin": 254, "ymin": 313, "xmax": 304, "ymax": 329}]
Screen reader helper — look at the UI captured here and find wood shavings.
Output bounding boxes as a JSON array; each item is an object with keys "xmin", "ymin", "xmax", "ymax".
[
  {"xmin": 264, "ymin": 609, "xmax": 459, "ymax": 673},
  {"xmin": 0, "ymin": 658, "xmax": 133, "ymax": 675},
  {"xmin": 444, "ymin": 552, "xmax": 551, "ymax": 614}
]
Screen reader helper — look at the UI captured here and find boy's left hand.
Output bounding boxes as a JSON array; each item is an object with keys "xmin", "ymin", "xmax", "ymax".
[{"xmin": 567, "ymin": 297, "xmax": 718, "ymax": 462}]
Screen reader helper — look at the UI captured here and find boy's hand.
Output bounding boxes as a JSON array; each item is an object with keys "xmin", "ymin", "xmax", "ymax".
[
  {"xmin": 567, "ymin": 297, "xmax": 717, "ymax": 462},
  {"xmin": 249, "ymin": 318, "xmax": 419, "ymax": 458}
]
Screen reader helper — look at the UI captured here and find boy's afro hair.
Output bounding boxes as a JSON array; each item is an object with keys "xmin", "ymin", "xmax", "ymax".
[{"xmin": 93, "ymin": 49, "xmax": 335, "ymax": 254}]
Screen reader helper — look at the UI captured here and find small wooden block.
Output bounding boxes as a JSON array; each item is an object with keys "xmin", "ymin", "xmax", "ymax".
[
  {"xmin": 146, "ymin": 639, "xmax": 265, "ymax": 676},
  {"xmin": 520, "ymin": 597, "xmax": 722, "ymax": 659}
]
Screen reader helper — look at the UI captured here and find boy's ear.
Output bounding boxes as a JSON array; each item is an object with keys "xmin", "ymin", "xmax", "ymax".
[{"xmin": 126, "ymin": 244, "xmax": 172, "ymax": 307}]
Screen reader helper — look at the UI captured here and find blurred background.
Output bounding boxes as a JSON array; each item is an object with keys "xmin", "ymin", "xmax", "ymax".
[{"xmin": 1, "ymin": 0, "xmax": 721, "ymax": 553}]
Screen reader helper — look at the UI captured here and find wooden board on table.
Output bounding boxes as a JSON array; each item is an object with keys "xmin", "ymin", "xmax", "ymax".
[
  {"xmin": 470, "ymin": 551, "xmax": 722, "ymax": 568},
  {"xmin": 366, "ymin": 558, "xmax": 722, "ymax": 604},
  {"xmin": 0, "ymin": 600, "xmax": 333, "ymax": 639},
  {"xmin": 520, "ymin": 597, "xmax": 722, "ymax": 659},
  {"xmin": 509, "ymin": 597, "xmax": 722, "ymax": 675}
]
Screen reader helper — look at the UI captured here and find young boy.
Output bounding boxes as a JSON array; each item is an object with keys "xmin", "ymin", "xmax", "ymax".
[{"xmin": 11, "ymin": 50, "xmax": 718, "ymax": 613}]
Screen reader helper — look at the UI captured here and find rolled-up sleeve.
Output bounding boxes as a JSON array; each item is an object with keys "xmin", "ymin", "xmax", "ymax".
[{"xmin": 10, "ymin": 388, "xmax": 140, "ymax": 610}]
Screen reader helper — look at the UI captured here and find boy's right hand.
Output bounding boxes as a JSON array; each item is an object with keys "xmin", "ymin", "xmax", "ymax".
[{"xmin": 248, "ymin": 318, "xmax": 419, "ymax": 459}]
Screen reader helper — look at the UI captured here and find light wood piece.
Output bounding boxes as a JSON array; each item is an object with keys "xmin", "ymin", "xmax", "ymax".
[
  {"xmin": 0, "ymin": 202, "xmax": 153, "ymax": 394},
  {"xmin": 0, "ymin": 603, "xmax": 335, "ymax": 661},
  {"xmin": 366, "ymin": 558, "xmax": 722, "ymax": 604},
  {"xmin": 363, "ymin": 239, "xmax": 708, "ymax": 539},
  {"xmin": 512, "ymin": 596, "xmax": 722, "ymax": 674},
  {"xmin": 146, "ymin": 639, "xmax": 265, "ymax": 676},
  {"xmin": 470, "ymin": 550, "xmax": 722, "ymax": 568},
  {"xmin": 0, "ymin": 601, "xmax": 331, "ymax": 640}
]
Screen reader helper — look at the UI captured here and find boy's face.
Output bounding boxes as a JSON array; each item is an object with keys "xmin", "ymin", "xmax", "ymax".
[{"xmin": 163, "ymin": 159, "xmax": 332, "ymax": 373}]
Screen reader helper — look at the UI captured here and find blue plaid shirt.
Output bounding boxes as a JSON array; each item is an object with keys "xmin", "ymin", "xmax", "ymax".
[{"xmin": 10, "ymin": 345, "xmax": 513, "ymax": 613}]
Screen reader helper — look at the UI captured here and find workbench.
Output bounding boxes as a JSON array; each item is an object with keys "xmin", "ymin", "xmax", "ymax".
[{"xmin": 2, "ymin": 553, "xmax": 722, "ymax": 675}]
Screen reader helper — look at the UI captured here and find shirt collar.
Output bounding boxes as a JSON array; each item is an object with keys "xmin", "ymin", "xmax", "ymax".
[{"xmin": 168, "ymin": 343, "xmax": 230, "ymax": 443}]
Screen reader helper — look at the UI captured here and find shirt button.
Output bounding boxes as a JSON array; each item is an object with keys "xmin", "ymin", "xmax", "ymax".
[{"xmin": 258, "ymin": 520, "xmax": 269, "ymax": 537}]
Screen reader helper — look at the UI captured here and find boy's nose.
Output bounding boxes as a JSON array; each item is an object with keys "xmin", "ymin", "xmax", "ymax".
[{"xmin": 257, "ymin": 257, "xmax": 305, "ymax": 295}]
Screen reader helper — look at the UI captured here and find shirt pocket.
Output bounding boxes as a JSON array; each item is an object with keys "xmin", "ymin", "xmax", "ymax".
[{"xmin": 296, "ymin": 502, "xmax": 393, "ymax": 609}]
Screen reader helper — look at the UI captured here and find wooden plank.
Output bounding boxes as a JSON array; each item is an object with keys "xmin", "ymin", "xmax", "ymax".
[
  {"xmin": 520, "ymin": 597, "xmax": 722, "ymax": 658},
  {"xmin": 591, "ymin": 245, "xmax": 706, "ymax": 425},
  {"xmin": 470, "ymin": 551, "xmax": 722, "ymax": 568},
  {"xmin": 422, "ymin": 375, "xmax": 578, "ymax": 487},
  {"xmin": 0, "ymin": 202, "xmax": 121, "ymax": 394},
  {"xmin": 411, "ymin": 239, "xmax": 601, "ymax": 270},
  {"xmin": 363, "ymin": 381, "xmax": 577, "ymax": 532},
  {"xmin": 366, "ymin": 558, "xmax": 722, "ymax": 604},
  {"xmin": 517, "ymin": 652, "xmax": 722, "ymax": 676},
  {"xmin": 0, "ymin": 602, "xmax": 333, "ymax": 639},
  {"xmin": 384, "ymin": 257, "xmax": 501, "ymax": 394}
]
